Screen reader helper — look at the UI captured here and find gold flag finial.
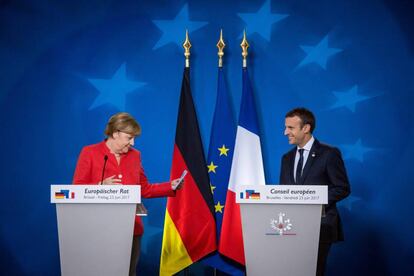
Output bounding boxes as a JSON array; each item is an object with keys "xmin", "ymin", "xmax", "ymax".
[
  {"xmin": 183, "ymin": 30, "xmax": 192, "ymax": 68},
  {"xmin": 241, "ymin": 30, "xmax": 249, "ymax": 68},
  {"xmin": 217, "ymin": 29, "xmax": 226, "ymax": 68}
]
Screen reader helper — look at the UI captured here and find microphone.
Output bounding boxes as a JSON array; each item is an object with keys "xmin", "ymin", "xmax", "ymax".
[{"xmin": 100, "ymin": 155, "xmax": 108, "ymax": 184}]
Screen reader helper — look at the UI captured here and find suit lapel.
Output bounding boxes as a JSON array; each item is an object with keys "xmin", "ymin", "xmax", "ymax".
[
  {"xmin": 287, "ymin": 149, "xmax": 296, "ymax": 184},
  {"xmin": 300, "ymin": 139, "xmax": 320, "ymax": 185}
]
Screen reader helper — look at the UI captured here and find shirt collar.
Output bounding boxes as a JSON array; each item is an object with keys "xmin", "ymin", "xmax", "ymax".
[{"xmin": 297, "ymin": 136, "xmax": 314, "ymax": 152}]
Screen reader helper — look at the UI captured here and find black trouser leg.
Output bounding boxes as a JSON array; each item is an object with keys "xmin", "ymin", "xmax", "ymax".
[
  {"xmin": 316, "ymin": 242, "xmax": 331, "ymax": 276},
  {"xmin": 129, "ymin": 235, "xmax": 141, "ymax": 276}
]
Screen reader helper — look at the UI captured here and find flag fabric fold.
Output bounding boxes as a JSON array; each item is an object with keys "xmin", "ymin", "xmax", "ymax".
[
  {"xmin": 160, "ymin": 68, "xmax": 216, "ymax": 275},
  {"xmin": 201, "ymin": 68, "xmax": 244, "ymax": 275},
  {"xmin": 219, "ymin": 67, "xmax": 266, "ymax": 265}
]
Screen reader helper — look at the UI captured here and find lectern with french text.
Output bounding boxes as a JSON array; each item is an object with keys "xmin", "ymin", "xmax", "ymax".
[
  {"xmin": 51, "ymin": 185, "xmax": 143, "ymax": 276},
  {"xmin": 237, "ymin": 185, "xmax": 328, "ymax": 276}
]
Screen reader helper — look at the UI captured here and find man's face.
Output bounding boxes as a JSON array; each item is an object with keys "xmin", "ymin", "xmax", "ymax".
[{"xmin": 284, "ymin": 116, "xmax": 310, "ymax": 147}]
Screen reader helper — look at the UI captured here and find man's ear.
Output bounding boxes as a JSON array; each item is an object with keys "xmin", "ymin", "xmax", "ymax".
[{"xmin": 303, "ymin": 124, "xmax": 311, "ymax": 134}]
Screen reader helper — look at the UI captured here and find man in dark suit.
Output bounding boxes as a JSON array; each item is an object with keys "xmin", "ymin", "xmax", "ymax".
[{"xmin": 280, "ymin": 107, "xmax": 351, "ymax": 276}]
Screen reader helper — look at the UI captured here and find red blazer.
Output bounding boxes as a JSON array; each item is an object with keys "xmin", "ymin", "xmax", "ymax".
[{"xmin": 73, "ymin": 141, "xmax": 175, "ymax": 236}]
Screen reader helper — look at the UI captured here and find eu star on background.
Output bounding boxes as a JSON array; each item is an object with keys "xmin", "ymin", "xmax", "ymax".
[
  {"xmin": 330, "ymin": 85, "xmax": 371, "ymax": 112},
  {"xmin": 152, "ymin": 3, "xmax": 208, "ymax": 49},
  {"xmin": 298, "ymin": 35, "xmax": 342, "ymax": 69},
  {"xmin": 237, "ymin": 0, "xmax": 288, "ymax": 41},
  {"xmin": 88, "ymin": 63, "xmax": 145, "ymax": 110},
  {"xmin": 340, "ymin": 139, "xmax": 374, "ymax": 162}
]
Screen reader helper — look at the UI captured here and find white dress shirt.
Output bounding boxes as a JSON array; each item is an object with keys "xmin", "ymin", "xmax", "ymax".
[{"xmin": 294, "ymin": 136, "xmax": 315, "ymax": 182}]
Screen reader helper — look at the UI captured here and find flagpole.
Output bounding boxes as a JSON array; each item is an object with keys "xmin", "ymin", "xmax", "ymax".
[
  {"xmin": 213, "ymin": 29, "xmax": 226, "ymax": 276},
  {"xmin": 183, "ymin": 29, "xmax": 191, "ymax": 68},
  {"xmin": 183, "ymin": 29, "xmax": 191, "ymax": 276},
  {"xmin": 241, "ymin": 30, "xmax": 249, "ymax": 68}
]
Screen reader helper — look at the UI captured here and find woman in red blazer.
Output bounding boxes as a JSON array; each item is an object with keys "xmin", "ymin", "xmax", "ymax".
[{"xmin": 73, "ymin": 112, "xmax": 183, "ymax": 276}]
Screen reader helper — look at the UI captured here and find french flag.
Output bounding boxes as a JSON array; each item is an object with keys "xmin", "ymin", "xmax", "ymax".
[{"xmin": 218, "ymin": 67, "xmax": 266, "ymax": 265}]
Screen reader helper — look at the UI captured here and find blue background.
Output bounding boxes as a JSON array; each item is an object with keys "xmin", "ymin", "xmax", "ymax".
[{"xmin": 1, "ymin": 0, "xmax": 413, "ymax": 275}]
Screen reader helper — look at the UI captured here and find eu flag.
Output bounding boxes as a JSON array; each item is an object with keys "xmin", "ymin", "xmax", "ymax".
[{"xmin": 201, "ymin": 67, "xmax": 244, "ymax": 275}]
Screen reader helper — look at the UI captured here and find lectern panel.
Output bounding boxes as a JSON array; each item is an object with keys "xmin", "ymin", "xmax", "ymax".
[
  {"xmin": 56, "ymin": 203, "xmax": 136, "ymax": 276},
  {"xmin": 240, "ymin": 203, "xmax": 322, "ymax": 276}
]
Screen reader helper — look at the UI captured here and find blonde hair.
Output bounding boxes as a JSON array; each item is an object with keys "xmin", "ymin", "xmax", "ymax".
[{"xmin": 104, "ymin": 112, "xmax": 141, "ymax": 137}]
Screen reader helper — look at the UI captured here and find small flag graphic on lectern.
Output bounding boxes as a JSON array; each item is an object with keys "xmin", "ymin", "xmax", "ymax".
[
  {"xmin": 54, "ymin": 190, "xmax": 74, "ymax": 199},
  {"xmin": 240, "ymin": 190, "xmax": 261, "ymax": 199}
]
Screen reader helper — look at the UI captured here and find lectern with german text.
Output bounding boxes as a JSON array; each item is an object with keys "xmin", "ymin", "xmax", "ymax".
[
  {"xmin": 51, "ymin": 185, "xmax": 143, "ymax": 276},
  {"xmin": 237, "ymin": 185, "xmax": 328, "ymax": 276}
]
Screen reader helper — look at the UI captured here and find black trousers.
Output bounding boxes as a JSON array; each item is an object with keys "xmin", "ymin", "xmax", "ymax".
[
  {"xmin": 129, "ymin": 235, "xmax": 141, "ymax": 276},
  {"xmin": 316, "ymin": 243, "xmax": 331, "ymax": 276}
]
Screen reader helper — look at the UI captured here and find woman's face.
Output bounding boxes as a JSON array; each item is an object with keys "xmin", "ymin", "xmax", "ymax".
[{"xmin": 112, "ymin": 131, "xmax": 135, "ymax": 154}]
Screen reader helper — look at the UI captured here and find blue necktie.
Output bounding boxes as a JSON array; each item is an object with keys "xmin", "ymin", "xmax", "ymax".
[{"xmin": 296, "ymin": 149, "xmax": 304, "ymax": 184}]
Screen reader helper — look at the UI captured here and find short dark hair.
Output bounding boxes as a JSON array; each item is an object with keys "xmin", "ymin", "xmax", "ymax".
[{"xmin": 285, "ymin": 107, "xmax": 316, "ymax": 133}]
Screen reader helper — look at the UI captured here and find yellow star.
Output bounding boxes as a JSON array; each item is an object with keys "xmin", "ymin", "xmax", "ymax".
[
  {"xmin": 215, "ymin": 201, "xmax": 224, "ymax": 213},
  {"xmin": 210, "ymin": 183, "xmax": 216, "ymax": 194},
  {"xmin": 207, "ymin": 161, "xmax": 218, "ymax": 173},
  {"xmin": 218, "ymin": 145, "xmax": 230, "ymax": 156}
]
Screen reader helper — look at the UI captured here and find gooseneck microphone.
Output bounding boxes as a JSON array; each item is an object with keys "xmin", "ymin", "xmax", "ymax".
[{"xmin": 100, "ymin": 155, "xmax": 108, "ymax": 184}]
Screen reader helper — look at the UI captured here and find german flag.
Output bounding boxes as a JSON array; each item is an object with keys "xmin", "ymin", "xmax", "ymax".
[
  {"xmin": 55, "ymin": 192, "xmax": 65, "ymax": 199},
  {"xmin": 160, "ymin": 68, "xmax": 216, "ymax": 275}
]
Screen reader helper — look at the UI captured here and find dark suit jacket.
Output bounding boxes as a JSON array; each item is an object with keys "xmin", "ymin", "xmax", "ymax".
[{"xmin": 279, "ymin": 139, "xmax": 351, "ymax": 243}]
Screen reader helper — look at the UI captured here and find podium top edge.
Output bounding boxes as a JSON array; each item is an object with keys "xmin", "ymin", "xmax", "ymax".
[
  {"xmin": 236, "ymin": 184, "xmax": 328, "ymax": 204},
  {"xmin": 51, "ymin": 185, "xmax": 141, "ymax": 204}
]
